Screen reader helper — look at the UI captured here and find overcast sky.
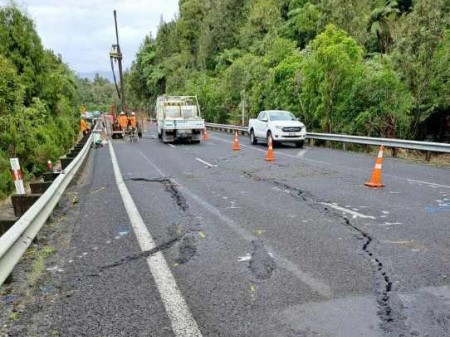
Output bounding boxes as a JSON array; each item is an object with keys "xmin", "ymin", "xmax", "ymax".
[{"xmin": 1, "ymin": 0, "xmax": 179, "ymax": 73}]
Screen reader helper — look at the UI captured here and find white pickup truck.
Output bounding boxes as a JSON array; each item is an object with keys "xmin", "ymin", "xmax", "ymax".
[{"xmin": 248, "ymin": 110, "xmax": 307, "ymax": 148}]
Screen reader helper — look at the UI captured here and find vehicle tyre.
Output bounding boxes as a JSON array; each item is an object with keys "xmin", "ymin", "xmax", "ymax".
[
  {"xmin": 158, "ymin": 132, "xmax": 162, "ymax": 139},
  {"xmin": 250, "ymin": 129, "xmax": 257, "ymax": 145},
  {"xmin": 296, "ymin": 140, "xmax": 304, "ymax": 148}
]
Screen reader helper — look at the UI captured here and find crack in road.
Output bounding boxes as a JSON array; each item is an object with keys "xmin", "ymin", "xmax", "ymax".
[
  {"xmin": 129, "ymin": 177, "xmax": 189, "ymax": 212},
  {"xmin": 242, "ymin": 171, "xmax": 408, "ymax": 335}
]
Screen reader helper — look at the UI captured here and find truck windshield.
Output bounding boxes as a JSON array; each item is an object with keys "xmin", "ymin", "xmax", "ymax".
[{"xmin": 269, "ymin": 112, "xmax": 296, "ymax": 121}]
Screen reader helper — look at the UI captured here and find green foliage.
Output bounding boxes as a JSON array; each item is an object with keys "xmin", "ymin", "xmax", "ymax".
[
  {"xmin": 390, "ymin": 0, "xmax": 450, "ymax": 138},
  {"xmin": 125, "ymin": 0, "xmax": 450, "ymax": 142},
  {"xmin": 0, "ymin": 4, "xmax": 79, "ymax": 198},
  {"xmin": 350, "ymin": 55, "xmax": 413, "ymax": 138},
  {"xmin": 77, "ymin": 74, "xmax": 117, "ymax": 112},
  {"xmin": 300, "ymin": 25, "xmax": 364, "ymax": 132}
]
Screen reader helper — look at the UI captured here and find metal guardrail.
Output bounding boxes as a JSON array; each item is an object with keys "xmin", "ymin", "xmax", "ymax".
[
  {"xmin": 205, "ymin": 123, "xmax": 450, "ymax": 154},
  {"xmin": 0, "ymin": 134, "xmax": 93, "ymax": 286}
]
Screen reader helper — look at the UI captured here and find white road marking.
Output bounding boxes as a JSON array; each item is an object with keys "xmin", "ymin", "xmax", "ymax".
[
  {"xmin": 168, "ymin": 143, "xmax": 176, "ymax": 148},
  {"xmin": 321, "ymin": 203, "xmax": 376, "ymax": 219},
  {"xmin": 407, "ymin": 179, "xmax": 450, "ymax": 189},
  {"xmin": 379, "ymin": 222, "xmax": 403, "ymax": 226},
  {"xmin": 238, "ymin": 254, "xmax": 251, "ymax": 262},
  {"xmin": 195, "ymin": 158, "xmax": 215, "ymax": 168},
  {"xmin": 137, "ymin": 151, "xmax": 333, "ymax": 299},
  {"xmin": 297, "ymin": 150, "xmax": 308, "ymax": 158},
  {"xmin": 109, "ymin": 142, "xmax": 202, "ymax": 337}
]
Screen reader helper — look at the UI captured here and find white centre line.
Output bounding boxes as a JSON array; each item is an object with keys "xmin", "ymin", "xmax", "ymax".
[
  {"xmin": 195, "ymin": 157, "xmax": 215, "ymax": 168},
  {"xmin": 321, "ymin": 202, "xmax": 376, "ymax": 219},
  {"xmin": 109, "ymin": 142, "xmax": 202, "ymax": 337},
  {"xmin": 168, "ymin": 143, "xmax": 176, "ymax": 148},
  {"xmin": 407, "ymin": 179, "xmax": 450, "ymax": 189}
]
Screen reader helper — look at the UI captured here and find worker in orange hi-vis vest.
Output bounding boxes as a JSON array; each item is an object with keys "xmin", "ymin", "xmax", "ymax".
[
  {"xmin": 80, "ymin": 116, "xmax": 89, "ymax": 135},
  {"xmin": 128, "ymin": 112, "xmax": 137, "ymax": 130},
  {"xmin": 118, "ymin": 111, "xmax": 128, "ymax": 130}
]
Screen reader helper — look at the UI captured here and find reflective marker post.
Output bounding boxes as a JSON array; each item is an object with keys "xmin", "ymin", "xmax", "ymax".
[{"xmin": 10, "ymin": 158, "xmax": 25, "ymax": 195}]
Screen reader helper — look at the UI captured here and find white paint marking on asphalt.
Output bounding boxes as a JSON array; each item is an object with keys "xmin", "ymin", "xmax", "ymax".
[
  {"xmin": 137, "ymin": 151, "xmax": 332, "ymax": 298},
  {"xmin": 407, "ymin": 179, "xmax": 450, "ymax": 189},
  {"xmin": 379, "ymin": 222, "xmax": 403, "ymax": 226},
  {"xmin": 109, "ymin": 142, "xmax": 202, "ymax": 337},
  {"xmin": 297, "ymin": 150, "xmax": 308, "ymax": 158},
  {"xmin": 321, "ymin": 202, "xmax": 376, "ymax": 219},
  {"xmin": 195, "ymin": 157, "xmax": 215, "ymax": 168},
  {"xmin": 168, "ymin": 143, "xmax": 176, "ymax": 148},
  {"xmin": 238, "ymin": 254, "xmax": 251, "ymax": 262}
]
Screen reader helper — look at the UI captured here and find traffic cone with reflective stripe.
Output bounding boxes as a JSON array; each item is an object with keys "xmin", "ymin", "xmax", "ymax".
[
  {"xmin": 265, "ymin": 135, "xmax": 275, "ymax": 162},
  {"xmin": 364, "ymin": 145, "xmax": 385, "ymax": 188},
  {"xmin": 202, "ymin": 128, "xmax": 209, "ymax": 141},
  {"xmin": 232, "ymin": 131, "xmax": 240, "ymax": 151}
]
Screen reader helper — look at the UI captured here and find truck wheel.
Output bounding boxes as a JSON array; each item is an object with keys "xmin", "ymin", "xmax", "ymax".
[
  {"xmin": 158, "ymin": 132, "xmax": 162, "ymax": 139},
  {"xmin": 296, "ymin": 140, "xmax": 304, "ymax": 148},
  {"xmin": 250, "ymin": 129, "xmax": 257, "ymax": 145}
]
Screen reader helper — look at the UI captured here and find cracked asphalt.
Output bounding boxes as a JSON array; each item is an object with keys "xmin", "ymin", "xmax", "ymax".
[{"xmin": 1, "ymin": 124, "xmax": 449, "ymax": 337}]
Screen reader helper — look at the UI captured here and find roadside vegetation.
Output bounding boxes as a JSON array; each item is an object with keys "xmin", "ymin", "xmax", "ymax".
[
  {"xmin": 0, "ymin": 4, "xmax": 79, "ymax": 198},
  {"xmin": 126, "ymin": 0, "xmax": 450, "ymax": 142},
  {"xmin": 0, "ymin": 4, "xmax": 116, "ymax": 199}
]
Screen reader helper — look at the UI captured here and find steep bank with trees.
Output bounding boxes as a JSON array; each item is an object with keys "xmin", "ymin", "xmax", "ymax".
[
  {"xmin": 0, "ymin": 4, "xmax": 79, "ymax": 198},
  {"xmin": 127, "ymin": 0, "xmax": 449, "ymax": 142}
]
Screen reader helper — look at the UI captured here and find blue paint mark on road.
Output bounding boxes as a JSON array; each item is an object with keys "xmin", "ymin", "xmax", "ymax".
[
  {"xmin": 425, "ymin": 203, "xmax": 450, "ymax": 213},
  {"xmin": 116, "ymin": 223, "xmax": 130, "ymax": 237}
]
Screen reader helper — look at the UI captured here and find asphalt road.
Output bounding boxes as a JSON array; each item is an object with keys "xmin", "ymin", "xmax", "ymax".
[{"xmin": 3, "ymin": 124, "xmax": 449, "ymax": 337}]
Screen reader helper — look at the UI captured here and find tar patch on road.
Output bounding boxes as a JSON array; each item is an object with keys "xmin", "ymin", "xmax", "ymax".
[{"xmin": 249, "ymin": 240, "xmax": 275, "ymax": 280}]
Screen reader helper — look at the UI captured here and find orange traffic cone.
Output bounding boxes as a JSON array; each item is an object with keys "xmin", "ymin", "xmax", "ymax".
[
  {"xmin": 202, "ymin": 128, "xmax": 209, "ymax": 141},
  {"xmin": 265, "ymin": 135, "xmax": 275, "ymax": 162},
  {"xmin": 364, "ymin": 145, "xmax": 385, "ymax": 188},
  {"xmin": 232, "ymin": 131, "xmax": 240, "ymax": 151}
]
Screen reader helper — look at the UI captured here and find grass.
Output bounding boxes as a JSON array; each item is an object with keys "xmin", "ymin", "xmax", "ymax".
[{"xmin": 27, "ymin": 245, "xmax": 56, "ymax": 287}]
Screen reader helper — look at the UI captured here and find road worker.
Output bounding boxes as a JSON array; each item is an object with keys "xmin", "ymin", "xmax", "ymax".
[
  {"xmin": 118, "ymin": 111, "xmax": 128, "ymax": 130},
  {"xmin": 80, "ymin": 116, "xmax": 89, "ymax": 135},
  {"xmin": 128, "ymin": 112, "xmax": 137, "ymax": 130}
]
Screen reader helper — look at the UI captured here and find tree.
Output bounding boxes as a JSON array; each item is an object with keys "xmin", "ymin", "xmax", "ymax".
[
  {"xmin": 390, "ymin": 0, "xmax": 449, "ymax": 138},
  {"xmin": 300, "ymin": 24, "xmax": 364, "ymax": 133},
  {"xmin": 0, "ymin": 4, "xmax": 46, "ymax": 105},
  {"xmin": 350, "ymin": 55, "xmax": 413, "ymax": 138},
  {"xmin": 282, "ymin": 2, "xmax": 323, "ymax": 48},
  {"xmin": 368, "ymin": 1, "xmax": 399, "ymax": 54}
]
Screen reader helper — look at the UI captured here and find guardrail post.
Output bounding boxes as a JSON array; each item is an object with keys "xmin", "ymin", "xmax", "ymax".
[
  {"xmin": 42, "ymin": 172, "xmax": 60, "ymax": 182},
  {"xmin": 61, "ymin": 157, "xmax": 75, "ymax": 170},
  {"xmin": 425, "ymin": 151, "xmax": 432, "ymax": 162},
  {"xmin": 391, "ymin": 147, "xmax": 398, "ymax": 157},
  {"xmin": 0, "ymin": 217, "xmax": 17, "ymax": 236},
  {"xmin": 11, "ymin": 194, "xmax": 41, "ymax": 217},
  {"xmin": 30, "ymin": 181, "xmax": 53, "ymax": 194}
]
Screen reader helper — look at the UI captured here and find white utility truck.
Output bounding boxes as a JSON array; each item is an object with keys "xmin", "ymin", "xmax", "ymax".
[
  {"xmin": 248, "ymin": 110, "xmax": 307, "ymax": 148},
  {"xmin": 156, "ymin": 95, "xmax": 205, "ymax": 143}
]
